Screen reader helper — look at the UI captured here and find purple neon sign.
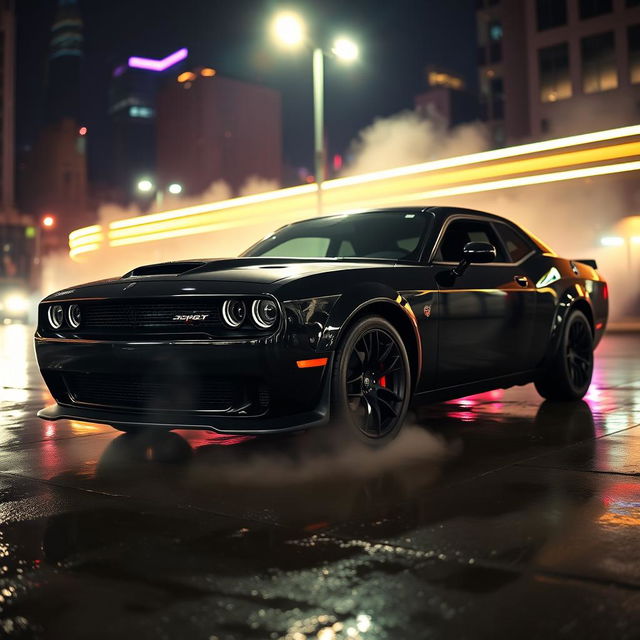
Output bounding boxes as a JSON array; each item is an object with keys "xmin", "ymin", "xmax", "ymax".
[{"xmin": 128, "ymin": 47, "xmax": 188, "ymax": 72}]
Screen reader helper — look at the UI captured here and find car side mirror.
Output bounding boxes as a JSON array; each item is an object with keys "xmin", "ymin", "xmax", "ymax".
[{"xmin": 452, "ymin": 241, "xmax": 497, "ymax": 277}]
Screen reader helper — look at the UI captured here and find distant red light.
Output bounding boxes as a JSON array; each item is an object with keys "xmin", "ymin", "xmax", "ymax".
[
  {"xmin": 42, "ymin": 215, "xmax": 55, "ymax": 228},
  {"xmin": 602, "ymin": 282, "xmax": 608, "ymax": 300},
  {"xmin": 333, "ymin": 154, "xmax": 343, "ymax": 171},
  {"xmin": 79, "ymin": 126, "xmax": 87, "ymax": 136}
]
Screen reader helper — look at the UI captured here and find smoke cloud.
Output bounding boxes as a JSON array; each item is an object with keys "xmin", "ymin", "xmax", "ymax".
[{"xmin": 343, "ymin": 110, "xmax": 489, "ymax": 176}]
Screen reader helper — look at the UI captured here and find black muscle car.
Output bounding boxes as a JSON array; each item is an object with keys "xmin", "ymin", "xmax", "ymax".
[{"xmin": 36, "ymin": 207, "xmax": 608, "ymax": 443}]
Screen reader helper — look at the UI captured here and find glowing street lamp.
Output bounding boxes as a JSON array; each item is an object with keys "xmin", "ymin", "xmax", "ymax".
[
  {"xmin": 272, "ymin": 12, "xmax": 305, "ymax": 47},
  {"xmin": 271, "ymin": 12, "xmax": 358, "ymax": 215},
  {"xmin": 168, "ymin": 183, "xmax": 183, "ymax": 195},
  {"xmin": 332, "ymin": 37, "xmax": 359, "ymax": 62},
  {"xmin": 136, "ymin": 178, "xmax": 155, "ymax": 193},
  {"xmin": 601, "ymin": 235, "xmax": 638, "ymax": 270}
]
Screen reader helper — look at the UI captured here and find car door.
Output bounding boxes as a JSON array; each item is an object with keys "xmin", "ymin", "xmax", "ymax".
[{"xmin": 432, "ymin": 215, "xmax": 536, "ymax": 388}]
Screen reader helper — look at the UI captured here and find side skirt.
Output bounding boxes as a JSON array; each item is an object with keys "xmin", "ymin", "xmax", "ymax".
[{"xmin": 411, "ymin": 370, "xmax": 538, "ymax": 406}]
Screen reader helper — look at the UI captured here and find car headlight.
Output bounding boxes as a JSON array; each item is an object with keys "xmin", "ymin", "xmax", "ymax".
[
  {"xmin": 48, "ymin": 304, "xmax": 64, "ymax": 329},
  {"xmin": 251, "ymin": 299, "xmax": 279, "ymax": 329},
  {"xmin": 4, "ymin": 293, "xmax": 29, "ymax": 314},
  {"xmin": 68, "ymin": 304, "xmax": 81, "ymax": 328},
  {"xmin": 221, "ymin": 299, "xmax": 247, "ymax": 328}
]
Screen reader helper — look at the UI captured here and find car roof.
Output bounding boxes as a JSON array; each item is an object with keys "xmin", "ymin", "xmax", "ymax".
[
  {"xmin": 275, "ymin": 207, "xmax": 553, "ymax": 254},
  {"xmin": 282, "ymin": 206, "xmax": 512, "ymax": 227}
]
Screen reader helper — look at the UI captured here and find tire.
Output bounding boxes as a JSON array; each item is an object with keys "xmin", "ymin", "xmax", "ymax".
[
  {"xmin": 534, "ymin": 310, "xmax": 594, "ymax": 401},
  {"xmin": 330, "ymin": 315, "xmax": 412, "ymax": 445}
]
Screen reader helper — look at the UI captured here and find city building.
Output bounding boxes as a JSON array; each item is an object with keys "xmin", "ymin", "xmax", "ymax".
[
  {"xmin": 414, "ymin": 67, "xmax": 479, "ymax": 128},
  {"xmin": 46, "ymin": 0, "xmax": 83, "ymax": 124},
  {"xmin": 156, "ymin": 70, "xmax": 282, "ymax": 196},
  {"xmin": 109, "ymin": 48, "xmax": 189, "ymax": 201},
  {"xmin": 476, "ymin": 0, "xmax": 640, "ymax": 145},
  {"xmin": 0, "ymin": 0, "xmax": 15, "ymax": 220},
  {"xmin": 17, "ymin": 0, "xmax": 87, "ymax": 250}
]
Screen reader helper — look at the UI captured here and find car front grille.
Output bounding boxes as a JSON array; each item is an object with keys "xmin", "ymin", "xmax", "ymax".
[
  {"xmin": 80, "ymin": 299, "xmax": 223, "ymax": 332},
  {"xmin": 63, "ymin": 372, "xmax": 270, "ymax": 414}
]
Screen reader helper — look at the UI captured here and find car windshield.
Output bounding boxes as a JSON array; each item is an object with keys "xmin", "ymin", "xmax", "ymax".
[{"xmin": 243, "ymin": 211, "xmax": 429, "ymax": 261}]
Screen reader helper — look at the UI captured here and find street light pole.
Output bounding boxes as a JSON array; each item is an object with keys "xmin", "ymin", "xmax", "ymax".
[
  {"xmin": 312, "ymin": 47, "xmax": 325, "ymax": 217},
  {"xmin": 271, "ymin": 12, "xmax": 357, "ymax": 217}
]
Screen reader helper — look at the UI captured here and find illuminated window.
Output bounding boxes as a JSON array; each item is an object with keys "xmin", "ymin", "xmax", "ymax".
[
  {"xmin": 536, "ymin": 0, "xmax": 567, "ymax": 31},
  {"xmin": 579, "ymin": 0, "xmax": 612, "ymax": 19},
  {"xmin": 539, "ymin": 43, "xmax": 571, "ymax": 102},
  {"xmin": 581, "ymin": 32, "xmax": 618, "ymax": 93},
  {"xmin": 489, "ymin": 20, "xmax": 503, "ymax": 41},
  {"xmin": 129, "ymin": 105, "xmax": 155, "ymax": 118},
  {"xmin": 630, "ymin": 25, "xmax": 640, "ymax": 84}
]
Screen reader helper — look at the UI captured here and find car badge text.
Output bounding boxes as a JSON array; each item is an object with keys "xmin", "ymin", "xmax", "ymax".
[{"xmin": 173, "ymin": 314, "xmax": 209, "ymax": 322}]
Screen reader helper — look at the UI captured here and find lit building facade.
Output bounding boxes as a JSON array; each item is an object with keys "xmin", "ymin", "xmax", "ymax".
[
  {"xmin": 414, "ymin": 68, "xmax": 479, "ymax": 129},
  {"xmin": 156, "ymin": 71, "xmax": 282, "ymax": 195},
  {"xmin": 477, "ymin": 0, "xmax": 640, "ymax": 145}
]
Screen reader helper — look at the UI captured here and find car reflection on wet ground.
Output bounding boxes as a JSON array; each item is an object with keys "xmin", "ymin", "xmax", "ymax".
[{"xmin": 1, "ymin": 325, "xmax": 640, "ymax": 639}]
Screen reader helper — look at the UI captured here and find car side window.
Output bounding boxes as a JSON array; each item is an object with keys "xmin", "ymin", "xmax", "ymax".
[
  {"xmin": 494, "ymin": 223, "xmax": 534, "ymax": 263},
  {"xmin": 434, "ymin": 219, "xmax": 507, "ymax": 263}
]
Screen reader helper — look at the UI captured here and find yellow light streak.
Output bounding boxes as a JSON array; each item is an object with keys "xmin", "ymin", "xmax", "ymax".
[
  {"xmin": 402, "ymin": 159, "xmax": 640, "ymax": 200},
  {"xmin": 69, "ymin": 224, "xmax": 102, "ymax": 240},
  {"xmin": 109, "ymin": 183, "xmax": 317, "ymax": 230},
  {"xmin": 67, "ymin": 124, "xmax": 640, "ymax": 259},
  {"xmin": 324, "ymin": 123, "xmax": 640, "ymax": 190},
  {"xmin": 69, "ymin": 243, "xmax": 101, "ymax": 259}
]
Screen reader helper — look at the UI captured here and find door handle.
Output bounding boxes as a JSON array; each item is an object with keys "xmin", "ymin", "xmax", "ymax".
[{"xmin": 514, "ymin": 275, "xmax": 528, "ymax": 287}]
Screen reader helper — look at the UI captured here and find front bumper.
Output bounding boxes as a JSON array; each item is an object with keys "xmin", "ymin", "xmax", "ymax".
[{"xmin": 35, "ymin": 336, "xmax": 333, "ymax": 434}]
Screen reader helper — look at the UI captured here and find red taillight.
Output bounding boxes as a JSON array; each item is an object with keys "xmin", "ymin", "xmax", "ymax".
[
  {"xmin": 603, "ymin": 282, "xmax": 608, "ymax": 300},
  {"xmin": 296, "ymin": 357, "xmax": 328, "ymax": 369}
]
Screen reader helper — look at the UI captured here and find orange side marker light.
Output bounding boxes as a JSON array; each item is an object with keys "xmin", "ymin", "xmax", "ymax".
[{"xmin": 296, "ymin": 357, "xmax": 328, "ymax": 369}]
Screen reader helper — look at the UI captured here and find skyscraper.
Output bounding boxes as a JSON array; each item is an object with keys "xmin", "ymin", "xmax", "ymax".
[
  {"xmin": 46, "ymin": 0, "xmax": 83, "ymax": 123},
  {"xmin": 19, "ymin": 0, "xmax": 88, "ymax": 250}
]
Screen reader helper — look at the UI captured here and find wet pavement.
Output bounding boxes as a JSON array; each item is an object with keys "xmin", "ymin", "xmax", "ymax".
[{"xmin": 1, "ymin": 325, "xmax": 640, "ymax": 639}]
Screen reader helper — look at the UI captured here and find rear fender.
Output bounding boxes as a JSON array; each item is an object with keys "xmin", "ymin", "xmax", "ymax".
[{"xmin": 544, "ymin": 285, "xmax": 594, "ymax": 362}]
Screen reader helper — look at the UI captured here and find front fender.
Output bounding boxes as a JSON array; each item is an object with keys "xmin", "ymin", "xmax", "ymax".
[{"xmin": 316, "ymin": 283, "xmax": 422, "ymax": 385}]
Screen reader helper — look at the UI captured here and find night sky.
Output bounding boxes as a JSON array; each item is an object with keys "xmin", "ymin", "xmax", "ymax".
[{"xmin": 16, "ymin": 0, "xmax": 477, "ymax": 183}]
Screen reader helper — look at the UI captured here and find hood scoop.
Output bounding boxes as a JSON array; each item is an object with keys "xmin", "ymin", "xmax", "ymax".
[{"xmin": 122, "ymin": 261, "xmax": 207, "ymax": 278}]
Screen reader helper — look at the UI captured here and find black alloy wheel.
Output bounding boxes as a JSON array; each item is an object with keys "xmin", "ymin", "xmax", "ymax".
[
  {"xmin": 566, "ymin": 317, "xmax": 593, "ymax": 389},
  {"xmin": 535, "ymin": 309, "xmax": 594, "ymax": 401},
  {"xmin": 332, "ymin": 316, "xmax": 411, "ymax": 443}
]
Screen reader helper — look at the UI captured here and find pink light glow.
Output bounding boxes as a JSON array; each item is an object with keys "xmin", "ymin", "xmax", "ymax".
[{"xmin": 128, "ymin": 47, "xmax": 188, "ymax": 72}]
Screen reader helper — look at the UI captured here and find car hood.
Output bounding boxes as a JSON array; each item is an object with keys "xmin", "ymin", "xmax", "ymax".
[
  {"xmin": 43, "ymin": 257, "xmax": 399, "ymax": 301},
  {"xmin": 176, "ymin": 257, "xmax": 396, "ymax": 284}
]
